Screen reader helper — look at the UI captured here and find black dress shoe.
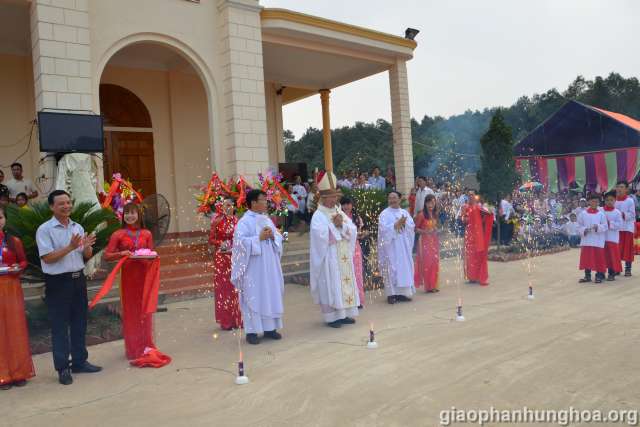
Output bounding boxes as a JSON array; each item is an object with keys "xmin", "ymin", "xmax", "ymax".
[
  {"xmin": 0, "ymin": 383, "xmax": 11, "ymax": 390},
  {"xmin": 357, "ymin": 305, "xmax": 363, "ymax": 309},
  {"xmin": 58, "ymin": 369, "xmax": 73, "ymax": 385},
  {"xmin": 578, "ymin": 277, "xmax": 592, "ymax": 283},
  {"xmin": 13, "ymin": 380, "xmax": 27, "ymax": 387},
  {"xmin": 395, "ymin": 295, "xmax": 413, "ymax": 302},
  {"xmin": 327, "ymin": 320, "xmax": 342, "ymax": 328},
  {"xmin": 263, "ymin": 330, "xmax": 282, "ymax": 340},
  {"xmin": 246, "ymin": 333, "xmax": 260, "ymax": 345},
  {"xmin": 339, "ymin": 317, "xmax": 356, "ymax": 324},
  {"xmin": 71, "ymin": 362, "xmax": 102, "ymax": 374},
  {"xmin": 387, "ymin": 296, "xmax": 396, "ymax": 304}
]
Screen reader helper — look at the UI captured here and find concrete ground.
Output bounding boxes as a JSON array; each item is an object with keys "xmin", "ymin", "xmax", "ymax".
[{"xmin": 3, "ymin": 250, "xmax": 640, "ymax": 427}]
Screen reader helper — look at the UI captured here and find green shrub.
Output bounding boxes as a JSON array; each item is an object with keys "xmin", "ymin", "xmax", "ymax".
[{"xmin": 5, "ymin": 201, "xmax": 120, "ymax": 277}]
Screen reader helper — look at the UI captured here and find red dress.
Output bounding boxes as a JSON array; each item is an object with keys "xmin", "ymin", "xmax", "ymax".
[
  {"xmin": 0, "ymin": 232, "xmax": 35, "ymax": 385},
  {"xmin": 414, "ymin": 215, "xmax": 440, "ymax": 291},
  {"xmin": 463, "ymin": 204, "xmax": 494, "ymax": 285},
  {"xmin": 209, "ymin": 214, "xmax": 242, "ymax": 330},
  {"xmin": 105, "ymin": 227, "xmax": 156, "ymax": 360}
]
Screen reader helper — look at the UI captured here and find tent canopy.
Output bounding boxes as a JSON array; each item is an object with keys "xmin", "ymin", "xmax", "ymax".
[{"xmin": 514, "ymin": 100, "xmax": 640, "ymax": 158}]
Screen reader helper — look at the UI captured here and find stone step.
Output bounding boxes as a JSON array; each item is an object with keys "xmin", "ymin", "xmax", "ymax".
[
  {"xmin": 281, "ymin": 259, "xmax": 310, "ymax": 274},
  {"xmin": 161, "ymin": 262, "xmax": 214, "ymax": 279},
  {"xmin": 155, "ymin": 242, "xmax": 209, "ymax": 256},
  {"xmin": 160, "ymin": 250, "xmax": 210, "ymax": 265},
  {"xmin": 284, "ymin": 269, "xmax": 310, "ymax": 286},
  {"xmin": 281, "ymin": 251, "xmax": 309, "ymax": 263}
]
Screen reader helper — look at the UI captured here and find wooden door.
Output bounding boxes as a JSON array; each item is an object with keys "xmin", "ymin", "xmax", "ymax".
[{"xmin": 104, "ymin": 131, "xmax": 157, "ymax": 197}]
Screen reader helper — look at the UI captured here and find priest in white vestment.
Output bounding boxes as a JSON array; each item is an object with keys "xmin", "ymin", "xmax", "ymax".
[
  {"xmin": 231, "ymin": 189, "xmax": 285, "ymax": 345},
  {"xmin": 309, "ymin": 171, "xmax": 360, "ymax": 328},
  {"xmin": 378, "ymin": 190, "xmax": 416, "ymax": 304}
]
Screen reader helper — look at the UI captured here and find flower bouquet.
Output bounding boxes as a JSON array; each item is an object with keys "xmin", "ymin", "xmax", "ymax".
[
  {"xmin": 196, "ymin": 173, "xmax": 249, "ymax": 216},
  {"xmin": 99, "ymin": 173, "xmax": 143, "ymax": 220},
  {"xmin": 257, "ymin": 170, "xmax": 297, "ymax": 217}
]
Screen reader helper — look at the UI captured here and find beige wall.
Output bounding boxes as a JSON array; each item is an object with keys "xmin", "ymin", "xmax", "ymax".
[
  {"xmin": 101, "ymin": 66, "xmax": 211, "ymax": 233},
  {"xmin": 88, "ymin": 0, "xmax": 225, "ymax": 177},
  {"xmin": 0, "ymin": 54, "xmax": 41, "ymax": 192}
]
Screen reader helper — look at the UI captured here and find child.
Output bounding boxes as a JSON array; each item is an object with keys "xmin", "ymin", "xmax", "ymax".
[
  {"xmin": 15, "ymin": 192, "xmax": 28, "ymax": 208},
  {"xmin": 577, "ymin": 194, "xmax": 608, "ymax": 283},
  {"xmin": 602, "ymin": 192, "xmax": 623, "ymax": 281},
  {"xmin": 615, "ymin": 180, "xmax": 636, "ymax": 276},
  {"xmin": 562, "ymin": 213, "xmax": 581, "ymax": 248}
]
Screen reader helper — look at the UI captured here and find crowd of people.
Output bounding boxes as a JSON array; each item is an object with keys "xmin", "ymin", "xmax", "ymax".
[
  {"xmin": 1, "ymin": 165, "xmax": 638, "ymax": 391},
  {"xmin": 0, "ymin": 162, "xmax": 39, "ymax": 209}
]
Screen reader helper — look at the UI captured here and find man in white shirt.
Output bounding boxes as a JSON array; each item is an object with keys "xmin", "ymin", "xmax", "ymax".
[
  {"xmin": 561, "ymin": 213, "xmax": 581, "ymax": 247},
  {"xmin": 337, "ymin": 172, "xmax": 353, "ymax": 190},
  {"xmin": 6, "ymin": 162, "xmax": 38, "ymax": 202},
  {"xmin": 414, "ymin": 177, "xmax": 435, "ymax": 216},
  {"xmin": 499, "ymin": 194, "xmax": 514, "ymax": 245},
  {"xmin": 572, "ymin": 198, "xmax": 587, "ymax": 217},
  {"xmin": 292, "ymin": 175, "xmax": 307, "ymax": 216},
  {"xmin": 353, "ymin": 173, "xmax": 371, "ymax": 190},
  {"xmin": 367, "ymin": 167, "xmax": 386, "ymax": 191}
]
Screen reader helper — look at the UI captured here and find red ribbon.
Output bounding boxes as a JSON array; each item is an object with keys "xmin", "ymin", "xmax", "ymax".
[
  {"xmin": 89, "ymin": 256, "xmax": 127, "ymax": 309},
  {"xmin": 89, "ymin": 257, "xmax": 160, "ymax": 313}
]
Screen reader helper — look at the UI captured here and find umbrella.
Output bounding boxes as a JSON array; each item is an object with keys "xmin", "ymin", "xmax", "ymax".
[{"xmin": 519, "ymin": 181, "xmax": 543, "ymax": 192}]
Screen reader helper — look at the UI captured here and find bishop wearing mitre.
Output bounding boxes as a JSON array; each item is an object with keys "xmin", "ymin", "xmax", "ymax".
[{"xmin": 309, "ymin": 171, "xmax": 360, "ymax": 328}]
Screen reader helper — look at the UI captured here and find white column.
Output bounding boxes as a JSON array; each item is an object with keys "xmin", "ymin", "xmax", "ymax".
[
  {"xmin": 389, "ymin": 59, "xmax": 414, "ymax": 196},
  {"xmin": 320, "ymin": 89, "xmax": 333, "ymax": 172},
  {"xmin": 217, "ymin": 0, "xmax": 269, "ymax": 180},
  {"xmin": 30, "ymin": 0, "xmax": 93, "ymax": 112},
  {"xmin": 30, "ymin": 0, "xmax": 95, "ymax": 194}
]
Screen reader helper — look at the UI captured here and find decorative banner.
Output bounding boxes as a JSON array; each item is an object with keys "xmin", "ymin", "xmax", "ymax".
[
  {"xmin": 519, "ymin": 159, "xmax": 531, "ymax": 182},
  {"xmin": 622, "ymin": 148, "xmax": 639, "ymax": 182},
  {"xmin": 593, "ymin": 152, "xmax": 608, "ymax": 192},
  {"xmin": 629, "ymin": 148, "xmax": 639, "ymax": 181},
  {"xmin": 537, "ymin": 158, "xmax": 548, "ymax": 190},
  {"xmin": 556, "ymin": 157, "xmax": 575, "ymax": 190},
  {"xmin": 515, "ymin": 148, "xmax": 639, "ymax": 192},
  {"xmin": 585, "ymin": 154, "xmax": 597, "ymax": 192},
  {"xmin": 547, "ymin": 158, "xmax": 558, "ymax": 193},
  {"xmin": 605, "ymin": 151, "xmax": 617, "ymax": 191},
  {"xmin": 575, "ymin": 155, "xmax": 586, "ymax": 188}
]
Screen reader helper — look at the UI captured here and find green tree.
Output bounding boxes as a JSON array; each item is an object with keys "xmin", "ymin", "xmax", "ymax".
[{"xmin": 477, "ymin": 110, "xmax": 520, "ymax": 249}]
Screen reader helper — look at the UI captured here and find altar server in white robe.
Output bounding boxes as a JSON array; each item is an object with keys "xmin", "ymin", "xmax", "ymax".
[
  {"xmin": 378, "ymin": 190, "xmax": 416, "ymax": 304},
  {"xmin": 309, "ymin": 171, "xmax": 360, "ymax": 328},
  {"xmin": 231, "ymin": 189, "xmax": 285, "ymax": 345},
  {"xmin": 577, "ymin": 193, "xmax": 608, "ymax": 284},
  {"xmin": 292, "ymin": 175, "xmax": 308, "ymax": 216}
]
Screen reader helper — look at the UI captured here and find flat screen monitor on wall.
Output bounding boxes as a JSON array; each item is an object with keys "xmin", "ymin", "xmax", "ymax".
[{"xmin": 37, "ymin": 111, "xmax": 104, "ymax": 153}]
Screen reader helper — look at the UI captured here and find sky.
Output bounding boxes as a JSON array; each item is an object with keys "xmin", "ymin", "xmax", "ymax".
[{"xmin": 260, "ymin": 0, "xmax": 640, "ymax": 139}]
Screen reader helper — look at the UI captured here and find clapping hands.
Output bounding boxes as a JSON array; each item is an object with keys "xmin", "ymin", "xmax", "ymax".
[
  {"xmin": 394, "ymin": 216, "xmax": 407, "ymax": 232},
  {"xmin": 259, "ymin": 227, "xmax": 274, "ymax": 241}
]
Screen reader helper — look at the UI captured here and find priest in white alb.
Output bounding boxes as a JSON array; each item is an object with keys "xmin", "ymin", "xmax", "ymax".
[
  {"xmin": 231, "ymin": 189, "xmax": 285, "ymax": 345},
  {"xmin": 309, "ymin": 171, "xmax": 360, "ymax": 328},
  {"xmin": 378, "ymin": 190, "xmax": 416, "ymax": 304}
]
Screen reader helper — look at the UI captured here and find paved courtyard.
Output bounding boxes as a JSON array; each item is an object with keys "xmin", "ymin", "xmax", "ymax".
[{"xmin": 3, "ymin": 250, "xmax": 640, "ymax": 427}]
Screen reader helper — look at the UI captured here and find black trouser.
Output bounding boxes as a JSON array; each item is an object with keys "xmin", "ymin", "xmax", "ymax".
[
  {"xmin": 499, "ymin": 220, "xmax": 514, "ymax": 245},
  {"xmin": 44, "ymin": 271, "xmax": 88, "ymax": 371}
]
